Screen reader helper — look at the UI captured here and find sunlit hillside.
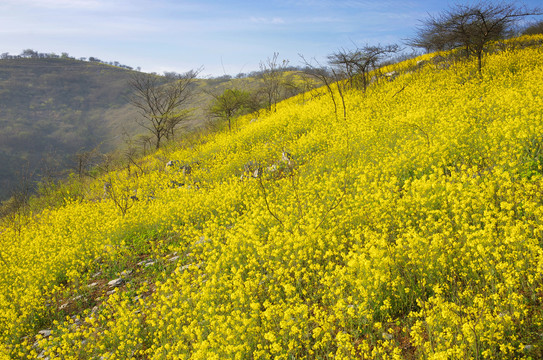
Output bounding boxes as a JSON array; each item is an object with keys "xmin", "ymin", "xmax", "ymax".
[{"xmin": 1, "ymin": 35, "xmax": 543, "ymax": 359}]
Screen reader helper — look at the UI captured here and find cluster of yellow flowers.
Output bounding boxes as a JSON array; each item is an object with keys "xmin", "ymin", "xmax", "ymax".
[{"xmin": 1, "ymin": 35, "xmax": 543, "ymax": 359}]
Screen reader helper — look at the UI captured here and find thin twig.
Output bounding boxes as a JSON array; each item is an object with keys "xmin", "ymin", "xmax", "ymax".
[
  {"xmin": 399, "ymin": 121, "xmax": 431, "ymax": 147},
  {"xmin": 392, "ymin": 85, "xmax": 407, "ymax": 98},
  {"xmin": 257, "ymin": 175, "xmax": 290, "ymax": 232}
]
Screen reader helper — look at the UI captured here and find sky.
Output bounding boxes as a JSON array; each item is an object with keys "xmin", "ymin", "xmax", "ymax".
[{"xmin": 1, "ymin": 0, "xmax": 542, "ymax": 77}]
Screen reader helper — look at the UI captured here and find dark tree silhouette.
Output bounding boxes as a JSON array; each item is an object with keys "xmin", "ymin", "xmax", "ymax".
[
  {"xmin": 408, "ymin": 2, "xmax": 541, "ymax": 73},
  {"xmin": 522, "ymin": 20, "xmax": 543, "ymax": 35},
  {"xmin": 328, "ymin": 44, "xmax": 399, "ymax": 92}
]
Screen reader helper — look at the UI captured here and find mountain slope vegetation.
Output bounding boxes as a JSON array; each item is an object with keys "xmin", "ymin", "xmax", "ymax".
[
  {"xmin": 1, "ymin": 35, "xmax": 543, "ymax": 359},
  {"xmin": 0, "ymin": 57, "xmax": 141, "ymax": 200},
  {"xmin": 0, "ymin": 56, "xmax": 301, "ymax": 201}
]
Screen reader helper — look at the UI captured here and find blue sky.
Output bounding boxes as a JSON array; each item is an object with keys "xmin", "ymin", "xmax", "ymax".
[{"xmin": 1, "ymin": 0, "xmax": 541, "ymax": 77}]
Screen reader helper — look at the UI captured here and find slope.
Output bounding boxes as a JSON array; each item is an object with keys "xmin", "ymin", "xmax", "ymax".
[
  {"xmin": 0, "ymin": 57, "xmax": 306, "ymax": 202},
  {"xmin": 1, "ymin": 35, "xmax": 543, "ymax": 359},
  {"xmin": 0, "ymin": 58, "xmax": 140, "ymax": 200}
]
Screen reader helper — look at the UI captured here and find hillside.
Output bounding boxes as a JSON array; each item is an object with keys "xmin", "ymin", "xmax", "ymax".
[
  {"xmin": 0, "ymin": 57, "xmax": 306, "ymax": 201},
  {"xmin": 0, "ymin": 57, "xmax": 141, "ymax": 200},
  {"xmin": 1, "ymin": 35, "xmax": 543, "ymax": 359}
]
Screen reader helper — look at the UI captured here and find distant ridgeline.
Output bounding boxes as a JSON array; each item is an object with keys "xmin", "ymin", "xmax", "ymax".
[{"xmin": 0, "ymin": 49, "xmax": 139, "ymax": 71}]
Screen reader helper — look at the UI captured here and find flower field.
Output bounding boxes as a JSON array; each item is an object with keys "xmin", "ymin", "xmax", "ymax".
[{"xmin": 1, "ymin": 35, "xmax": 543, "ymax": 359}]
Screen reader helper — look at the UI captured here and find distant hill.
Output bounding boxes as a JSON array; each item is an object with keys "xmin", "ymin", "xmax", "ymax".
[{"xmin": 0, "ymin": 57, "xmax": 141, "ymax": 199}]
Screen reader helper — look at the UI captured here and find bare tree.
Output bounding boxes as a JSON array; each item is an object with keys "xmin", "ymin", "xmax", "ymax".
[
  {"xmin": 259, "ymin": 53, "xmax": 290, "ymax": 112},
  {"xmin": 98, "ymin": 155, "xmax": 138, "ymax": 217},
  {"xmin": 328, "ymin": 44, "xmax": 399, "ymax": 92},
  {"xmin": 408, "ymin": 2, "xmax": 542, "ymax": 73},
  {"xmin": 326, "ymin": 48, "xmax": 360, "ymax": 89},
  {"xmin": 74, "ymin": 145, "xmax": 102, "ymax": 179},
  {"xmin": 129, "ymin": 69, "xmax": 200, "ymax": 149},
  {"xmin": 293, "ymin": 71, "xmax": 321, "ymax": 103},
  {"xmin": 103, "ymin": 174, "xmax": 137, "ymax": 217},
  {"xmin": 120, "ymin": 132, "xmax": 147, "ymax": 179},
  {"xmin": 300, "ymin": 56, "xmax": 346, "ymax": 122},
  {"xmin": 522, "ymin": 20, "xmax": 543, "ymax": 35}
]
